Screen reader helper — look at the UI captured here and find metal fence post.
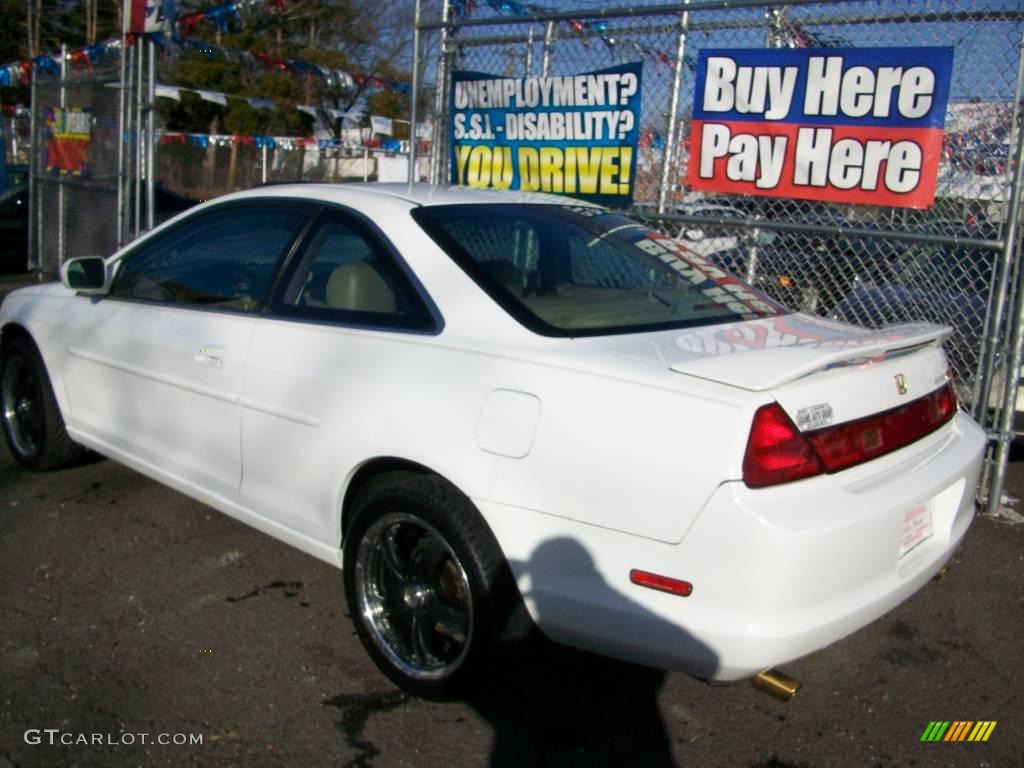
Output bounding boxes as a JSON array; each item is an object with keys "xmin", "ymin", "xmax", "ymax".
[
  {"xmin": 408, "ymin": 0, "xmax": 422, "ymax": 189},
  {"xmin": 985, "ymin": 118, "xmax": 1024, "ymax": 517},
  {"xmin": 525, "ymin": 27, "xmax": 535, "ymax": 76},
  {"xmin": 146, "ymin": 37, "xmax": 155, "ymax": 231},
  {"xmin": 134, "ymin": 40, "xmax": 143, "ymax": 238},
  {"xmin": 57, "ymin": 44, "xmax": 67, "ymax": 269},
  {"xmin": 116, "ymin": 35, "xmax": 127, "ymax": 246},
  {"xmin": 541, "ymin": 20, "xmax": 556, "ymax": 78},
  {"xmin": 656, "ymin": 5, "xmax": 690, "ymax": 215},
  {"xmin": 125, "ymin": 40, "xmax": 134, "ymax": 238},
  {"xmin": 974, "ymin": 27, "xmax": 1024, "ymax": 438},
  {"xmin": 27, "ymin": 69, "xmax": 38, "ymax": 272},
  {"xmin": 429, "ymin": 0, "xmax": 452, "ymax": 185}
]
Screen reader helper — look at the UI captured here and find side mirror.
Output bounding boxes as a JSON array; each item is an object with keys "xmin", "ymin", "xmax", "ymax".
[{"xmin": 61, "ymin": 256, "xmax": 110, "ymax": 294}]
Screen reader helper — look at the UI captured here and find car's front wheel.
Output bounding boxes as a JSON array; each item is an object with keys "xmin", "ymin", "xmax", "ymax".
[
  {"xmin": 343, "ymin": 475, "xmax": 516, "ymax": 699},
  {"xmin": 1, "ymin": 336, "xmax": 87, "ymax": 470}
]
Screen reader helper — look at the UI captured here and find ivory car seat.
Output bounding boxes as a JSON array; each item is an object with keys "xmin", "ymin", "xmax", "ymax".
[{"xmin": 325, "ymin": 262, "xmax": 397, "ymax": 313}]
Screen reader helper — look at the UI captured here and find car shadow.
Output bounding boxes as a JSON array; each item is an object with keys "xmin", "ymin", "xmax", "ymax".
[
  {"xmin": 464, "ymin": 536, "xmax": 717, "ymax": 767},
  {"xmin": 468, "ymin": 637, "xmax": 677, "ymax": 768}
]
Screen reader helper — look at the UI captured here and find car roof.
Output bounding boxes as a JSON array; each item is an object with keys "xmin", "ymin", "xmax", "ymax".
[{"xmin": 217, "ymin": 183, "xmax": 600, "ymax": 209}]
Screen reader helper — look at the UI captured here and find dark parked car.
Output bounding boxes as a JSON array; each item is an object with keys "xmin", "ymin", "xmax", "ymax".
[
  {"xmin": 710, "ymin": 214, "xmax": 908, "ymax": 315},
  {"xmin": 0, "ymin": 165, "xmax": 28, "ymax": 274},
  {"xmin": 155, "ymin": 185, "xmax": 198, "ymax": 224},
  {"xmin": 0, "ymin": 174, "xmax": 197, "ymax": 274},
  {"xmin": 830, "ymin": 230, "xmax": 1021, "ymax": 430}
]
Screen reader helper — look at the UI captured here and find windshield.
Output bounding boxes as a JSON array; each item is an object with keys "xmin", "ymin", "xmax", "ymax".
[{"xmin": 412, "ymin": 204, "xmax": 781, "ymax": 337}]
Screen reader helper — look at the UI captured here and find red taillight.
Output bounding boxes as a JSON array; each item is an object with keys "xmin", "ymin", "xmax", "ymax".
[
  {"xmin": 808, "ymin": 379, "xmax": 957, "ymax": 473},
  {"xmin": 742, "ymin": 403, "xmax": 825, "ymax": 488},
  {"xmin": 629, "ymin": 569, "xmax": 693, "ymax": 597},
  {"xmin": 743, "ymin": 380, "xmax": 958, "ymax": 489}
]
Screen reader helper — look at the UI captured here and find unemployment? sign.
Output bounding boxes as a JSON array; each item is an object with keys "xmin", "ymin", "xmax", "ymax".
[
  {"xmin": 450, "ymin": 63, "xmax": 642, "ymax": 205},
  {"xmin": 687, "ymin": 47, "xmax": 953, "ymax": 208}
]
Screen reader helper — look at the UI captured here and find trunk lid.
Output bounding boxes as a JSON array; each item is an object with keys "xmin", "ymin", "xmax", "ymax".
[
  {"xmin": 668, "ymin": 314, "xmax": 947, "ymax": 391},
  {"xmin": 665, "ymin": 314, "xmax": 953, "ymax": 430},
  {"xmin": 583, "ymin": 313, "xmax": 954, "ymax": 430}
]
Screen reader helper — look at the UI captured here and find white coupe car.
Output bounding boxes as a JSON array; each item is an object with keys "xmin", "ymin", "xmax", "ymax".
[{"xmin": 0, "ymin": 184, "xmax": 985, "ymax": 699}]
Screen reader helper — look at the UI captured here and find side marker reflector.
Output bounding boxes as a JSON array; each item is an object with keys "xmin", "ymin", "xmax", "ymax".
[{"xmin": 629, "ymin": 569, "xmax": 693, "ymax": 597}]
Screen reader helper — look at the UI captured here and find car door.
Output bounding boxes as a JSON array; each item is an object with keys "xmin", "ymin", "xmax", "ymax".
[
  {"xmin": 60, "ymin": 201, "xmax": 315, "ymax": 500},
  {"xmin": 239, "ymin": 207, "xmax": 440, "ymax": 542}
]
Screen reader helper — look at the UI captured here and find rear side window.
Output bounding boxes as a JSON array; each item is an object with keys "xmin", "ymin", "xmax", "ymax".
[
  {"xmin": 413, "ymin": 204, "xmax": 780, "ymax": 337},
  {"xmin": 270, "ymin": 212, "xmax": 436, "ymax": 331},
  {"xmin": 110, "ymin": 203, "xmax": 312, "ymax": 310}
]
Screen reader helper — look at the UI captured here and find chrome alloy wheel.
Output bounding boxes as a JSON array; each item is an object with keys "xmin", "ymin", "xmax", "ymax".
[
  {"xmin": 2, "ymin": 354, "xmax": 43, "ymax": 458},
  {"xmin": 353, "ymin": 512, "xmax": 473, "ymax": 681}
]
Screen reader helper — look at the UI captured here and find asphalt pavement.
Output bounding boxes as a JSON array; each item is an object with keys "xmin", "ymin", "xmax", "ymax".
[{"xmin": 0, "ymin": 274, "xmax": 1022, "ymax": 767}]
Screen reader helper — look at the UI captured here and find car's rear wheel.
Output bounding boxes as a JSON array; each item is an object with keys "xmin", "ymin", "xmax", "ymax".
[
  {"xmin": 1, "ymin": 336, "xmax": 86, "ymax": 470},
  {"xmin": 343, "ymin": 475, "xmax": 515, "ymax": 700}
]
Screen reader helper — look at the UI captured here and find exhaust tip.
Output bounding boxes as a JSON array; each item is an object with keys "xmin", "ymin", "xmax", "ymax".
[{"xmin": 752, "ymin": 669, "xmax": 801, "ymax": 702}]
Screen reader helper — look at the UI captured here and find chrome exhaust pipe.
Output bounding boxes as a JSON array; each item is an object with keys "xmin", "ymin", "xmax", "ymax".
[{"xmin": 752, "ymin": 669, "xmax": 801, "ymax": 701}]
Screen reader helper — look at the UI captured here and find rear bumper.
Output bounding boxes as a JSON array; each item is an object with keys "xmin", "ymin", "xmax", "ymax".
[
  {"xmin": 672, "ymin": 413, "xmax": 982, "ymax": 680},
  {"xmin": 482, "ymin": 412, "xmax": 985, "ymax": 681}
]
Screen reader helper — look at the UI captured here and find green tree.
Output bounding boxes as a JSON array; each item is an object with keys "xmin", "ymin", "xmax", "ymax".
[
  {"xmin": 156, "ymin": 0, "xmax": 416, "ymax": 137},
  {"xmin": 1, "ymin": 0, "xmax": 121, "ymax": 105}
]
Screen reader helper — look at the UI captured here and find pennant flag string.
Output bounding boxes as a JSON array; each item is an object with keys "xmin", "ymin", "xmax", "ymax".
[
  {"xmin": 1, "ymin": 33, "xmax": 409, "ymax": 96},
  {"xmin": 450, "ymin": 0, "xmax": 708, "ymax": 72},
  {"xmin": 157, "ymin": 129, "xmax": 426, "ymax": 153}
]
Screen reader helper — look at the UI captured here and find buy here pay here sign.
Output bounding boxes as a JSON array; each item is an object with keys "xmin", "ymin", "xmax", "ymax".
[{"xmin": 687, "ymin": 47, "xmax": 953, "ymax": 208}]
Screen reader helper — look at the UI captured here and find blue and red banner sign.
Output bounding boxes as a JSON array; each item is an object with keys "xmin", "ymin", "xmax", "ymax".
[
  {"xmin": 450, "ymin": 62, "xmax": 642, "ymax": 206},
  {"xmin": 687, "ymin": 47, "xmax": 953, "ymax": 209}
]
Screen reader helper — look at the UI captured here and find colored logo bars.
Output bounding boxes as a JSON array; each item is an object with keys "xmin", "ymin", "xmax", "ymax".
[{"xmin": 920, "ymin": 721, "xmax": 997, "ymax": 742}]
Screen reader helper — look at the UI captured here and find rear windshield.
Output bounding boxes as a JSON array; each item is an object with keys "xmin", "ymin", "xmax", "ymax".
[{"xmin": 412, "ymin": 203, "xmax": 781, "ymax": 337}]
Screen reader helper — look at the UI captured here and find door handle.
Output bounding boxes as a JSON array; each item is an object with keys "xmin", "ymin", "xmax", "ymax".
[{"xmin": 194, "ymin": 345, "xmax": 226, "ymax": 368}]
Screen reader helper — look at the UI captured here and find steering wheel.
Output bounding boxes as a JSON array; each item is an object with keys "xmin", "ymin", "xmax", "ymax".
[{"xmin": 205, "ymin": 264, "xmax": 257, "ymax": 303}]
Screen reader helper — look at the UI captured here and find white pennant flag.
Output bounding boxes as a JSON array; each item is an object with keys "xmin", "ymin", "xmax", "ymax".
[
  {"xmin": 155, "ymin": 84, "xmax": 181, "ymax": 101},
  {"xmin": 370, "ymin": 115, "xmax": 393, "ymax": 136},
  {"xmin": 246, "ymin": 98, "xmax": 276, "ymax": 111},
  {"xmin": 196, "ymin": 89, "xmax": 227, "ymax": 106}
]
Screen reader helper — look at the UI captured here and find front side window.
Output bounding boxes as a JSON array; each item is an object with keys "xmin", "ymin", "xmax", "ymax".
[
  {"xmin": 413, "ymin": 204, "xmax": 781, "ymax": 337},
  {"xmin": 110, "ymin": 203, "xmax": 313, "ymax": 310}
]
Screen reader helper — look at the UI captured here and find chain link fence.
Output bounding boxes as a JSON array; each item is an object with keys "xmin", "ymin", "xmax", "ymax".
[
  {"xmin": 419, "ymin": 0, "xmax": 1024, "ymax": 508},
  {"xmin": 29, "ymin": 61, "xmax": 121, "ymax": 273}
]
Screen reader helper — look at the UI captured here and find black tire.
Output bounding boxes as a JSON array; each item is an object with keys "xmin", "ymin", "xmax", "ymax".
[
  {"xmin": 1, "ymin": 336, "xmax": 87, "ymax": 471},
  {"xmin": 343, "ymin": 475, "xmax": 517, "ymax": 700}
]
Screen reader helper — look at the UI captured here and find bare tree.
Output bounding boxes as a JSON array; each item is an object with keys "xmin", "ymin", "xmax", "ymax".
[{"xmin": 26, "ymin": 0, "xmax": 42, "ymax": 57}]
